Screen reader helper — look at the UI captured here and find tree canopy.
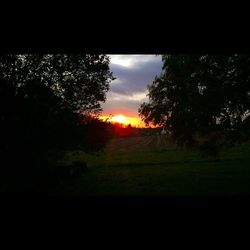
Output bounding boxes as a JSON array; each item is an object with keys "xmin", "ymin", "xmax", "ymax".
[
  {"xmin": 139, "ymin": 55, "xmax": 250, "ymax": 154},
  {"xmin": 0, "ymin": 54, "xmax": 114, "ymax": 114},
  {"xmin": 0, "ymin": 54, "xmax": 115, "ymax": 192}
]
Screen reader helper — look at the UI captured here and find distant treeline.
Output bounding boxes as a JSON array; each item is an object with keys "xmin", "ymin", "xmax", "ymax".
[{"xmin": 106, "ymin": 122, "xmax": 162, "ymax": 137}]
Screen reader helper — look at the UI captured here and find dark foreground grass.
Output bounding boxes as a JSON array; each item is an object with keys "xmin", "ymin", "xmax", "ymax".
[{"xmin": 52, "ymin": 137, "xmax": 250, "ymax": 196}]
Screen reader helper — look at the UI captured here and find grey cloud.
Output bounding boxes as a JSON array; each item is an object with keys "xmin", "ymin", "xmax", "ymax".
[{"xmin": 109, "ymin": 57, "xmax": 162, "ymax": 96}]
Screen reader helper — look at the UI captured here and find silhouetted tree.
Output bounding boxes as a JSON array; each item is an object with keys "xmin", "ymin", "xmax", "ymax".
[
  {"xmin": 139, "ymin": 55, "xmax": 250, "ymax": 156},
  {"xmin": 0, "ymin": 54, "xmax": 115, "ymax": 193},
  {"xmin": 0, "ymin": 54, "xmax": 114, "ymax": 114}
]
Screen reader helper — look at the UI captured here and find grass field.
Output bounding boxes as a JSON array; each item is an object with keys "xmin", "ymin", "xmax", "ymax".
[{"xmin": 52, "ymin": 135, "xmax": 250, "ymax": 196}]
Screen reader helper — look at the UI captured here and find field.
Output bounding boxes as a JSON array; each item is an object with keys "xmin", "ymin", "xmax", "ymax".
[{"xmin": 52, "ymin": 135, "xmax": 250, "ymax": 196}]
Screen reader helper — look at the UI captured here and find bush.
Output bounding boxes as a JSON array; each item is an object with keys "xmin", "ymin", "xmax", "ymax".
[{"xmin": 0, "ymin": 78, "xmax": 112, "ymax": 193}]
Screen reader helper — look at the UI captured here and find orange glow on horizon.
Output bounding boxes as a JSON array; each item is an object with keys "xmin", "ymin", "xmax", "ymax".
[{"xmin": 99, "ymin": 114, "xmax": 146, "ymax": 128}]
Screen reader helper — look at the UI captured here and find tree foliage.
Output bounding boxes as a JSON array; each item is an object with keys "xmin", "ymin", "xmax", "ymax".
[
  {"xmin": 139, "ymin": 55, "xmax": 250, "ymax": 155},
  {"xmin": 0, "ymin": 54, "xmax": 114, "ymax": 114},
  {"xmin": 0, "ymin": 54, "xmax": 114, "ymax": 192}
]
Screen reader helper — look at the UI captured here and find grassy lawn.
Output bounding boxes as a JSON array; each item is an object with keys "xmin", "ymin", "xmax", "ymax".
[{"xmin": 52, "ymin": 136, "xmax": 250, "ymax": 196}]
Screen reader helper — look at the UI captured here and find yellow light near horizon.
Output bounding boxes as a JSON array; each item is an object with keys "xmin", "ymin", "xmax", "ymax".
[
  {"xmin": 99, "ymin": 114, "xmax": 146, "ymax": 128},
  {"xmin": 112, "ymin": 115, "xmax": 127, "ymax": 124}
]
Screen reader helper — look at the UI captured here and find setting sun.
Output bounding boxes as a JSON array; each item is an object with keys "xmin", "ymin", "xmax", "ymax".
[
  {"xmin": 112, "ymin": 115, "xmax": 127, "ymax": 124},
  {"xmin": 99, "ymin": 114, "xmax": 146, "ymax": 128}
]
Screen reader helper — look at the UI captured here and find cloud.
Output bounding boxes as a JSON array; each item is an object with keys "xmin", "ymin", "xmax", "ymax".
[
  {"xmin": 105, "ymin": 91, "xmax": 148, "ymax": 102},
  {"xmin": 108, "ymin": 55, "xmax": 161, "ymax": 68},
  {"xmin": 102, "ymin": 55, "xmax": 163, "ymax": 116},
  {"xmin": 109, "ymin": 56, "xmax": 162, "ymax": 96}
]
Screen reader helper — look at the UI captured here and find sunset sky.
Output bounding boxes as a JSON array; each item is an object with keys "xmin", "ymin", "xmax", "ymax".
[{"xmin": 100, "ymin": 55, "xmax": 163, "ymax": 127}]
